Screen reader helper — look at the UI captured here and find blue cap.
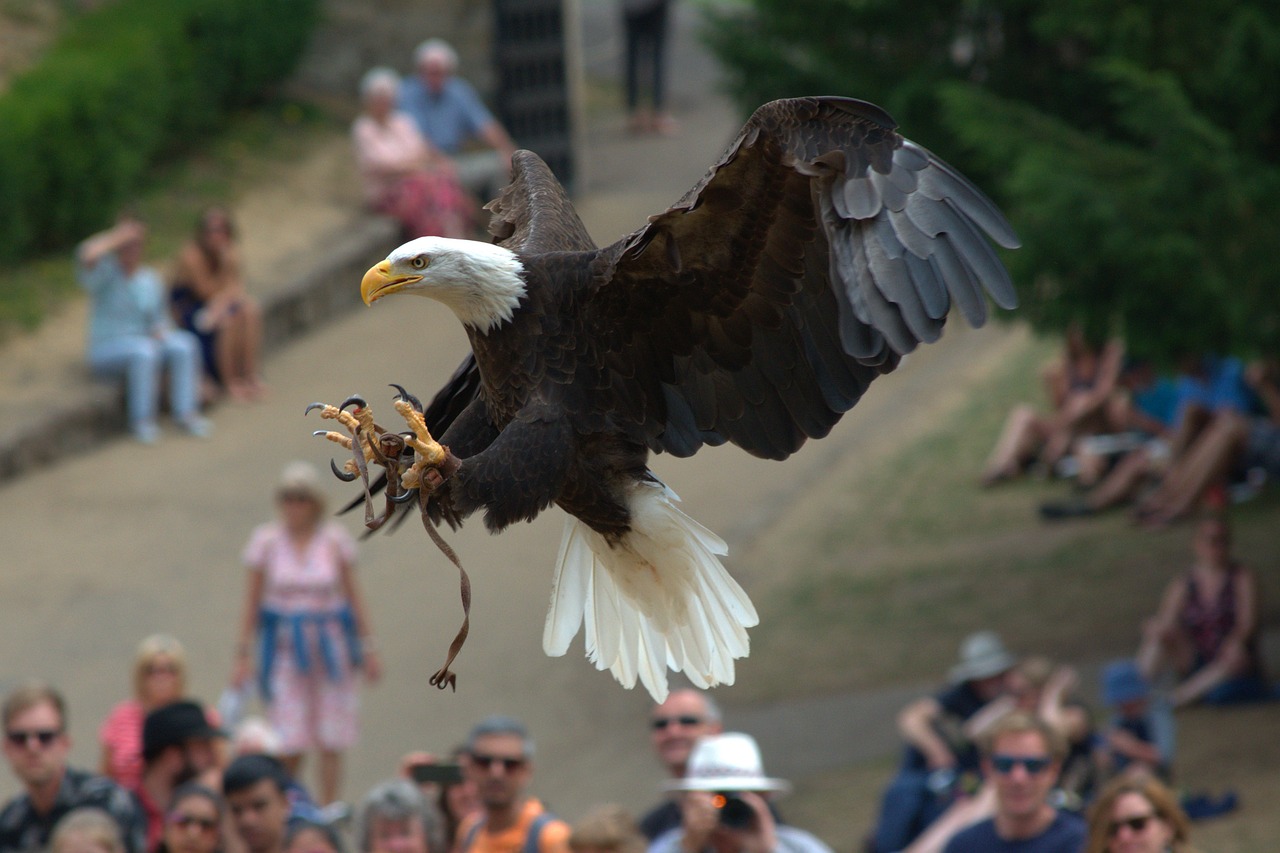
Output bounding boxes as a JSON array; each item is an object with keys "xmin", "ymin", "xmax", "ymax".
[{"xmin": 1101, "ymin": 659, "xmax": 1149, "ymax": 706}]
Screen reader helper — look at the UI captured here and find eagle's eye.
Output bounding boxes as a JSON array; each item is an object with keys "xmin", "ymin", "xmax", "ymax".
[{"xmin": 410, "ymin": 255, "xmax": 429, "ymax": 270}]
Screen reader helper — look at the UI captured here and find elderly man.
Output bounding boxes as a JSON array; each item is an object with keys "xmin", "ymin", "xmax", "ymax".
[
  {"xmin": 355, "ymin": 778, "xmax": 446, "ymax": 853},
  {"xmin": 869, "ymin": 631, "xmax": 1017, "ymax": 852},
  {"xmin": 0, "ymin": 683, "xmax": 146, "ymax": 853},
  {"xmin": 638, "ymin": 689, "xmax": 724, "ymax": 840},
  {"xmin": 649, "ymin": 733, "xmax": 832, "ymax": 853},
  {"xmin": 398, "ymin": 39, "xmax": 517, "ymax": 198},
  {"xmin": 941, "ymin": 711, "xmax": 1085, "ymax": 853},
  {"xmin": 455, "ymin": 716, "xmax": 569, "ymax": 853}
]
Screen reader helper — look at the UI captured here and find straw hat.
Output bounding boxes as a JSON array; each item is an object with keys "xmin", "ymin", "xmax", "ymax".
[{"xmin": 663, "ymin": 733, "xmax": 790, "ymax": 793}]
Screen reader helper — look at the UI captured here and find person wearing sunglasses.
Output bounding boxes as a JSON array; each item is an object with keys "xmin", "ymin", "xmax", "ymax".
[
  {"xmin": 1083, "ymin": 774, "xmax": 1195, "ymax": 853},
  {"xmin": 0, "ymin": 683, "xmax": 147, "ymax": 853},
  {"xmin": 157, "ymin": 784, "xmax": 225, "ymax": 853},
  {"xmin": 940, "ymin": 711, "xmax": 1085, "ymax": 853},
  {"xmin": 455, "ymin": 717, "xmax": 570, "ymax": 853},
  {"xmin": 638, "ymin": 690, "xmax": 724, "ymax": 841}
]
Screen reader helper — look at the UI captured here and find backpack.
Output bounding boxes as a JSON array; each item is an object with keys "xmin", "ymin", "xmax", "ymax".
[{"xmin": 459, "ymin": 812, "xmax": 556, "ymax": 853}]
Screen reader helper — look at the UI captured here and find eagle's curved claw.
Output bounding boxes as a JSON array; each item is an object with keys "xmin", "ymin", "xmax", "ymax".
[
  {"xmin": 304, "ymin": 402, "xmax": 326, "ymax": 416},
  {"xmin": 390, "ymin": 486, "xmax": 419, "ymax": 504},
  {"xmin": 330, "ymin": 458, "xmax": 358, "ymax": 482},
  {"xmin": 339, "ymin": 395, "xmax": 368, "ymax": 412}
]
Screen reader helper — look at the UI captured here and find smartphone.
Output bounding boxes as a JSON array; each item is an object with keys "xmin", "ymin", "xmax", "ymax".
[{"xmin": 410, "ymin": 763, "xmax": 464, "ymax": 785}]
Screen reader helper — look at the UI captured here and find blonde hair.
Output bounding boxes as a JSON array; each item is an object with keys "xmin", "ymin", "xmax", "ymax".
[
  {"xmin": 570, "ymin": 806, "xmax": 645, "ymax": 853},
  {"xmin": 50, "ymin": 808, "xmax": 125, "ymax": 853},
  {"xmin": 133, "ymin": 634, "xmax": 187, "ymax": 699},
  {"xmin": 1084, "ymin": 773, "xmax": 1195, "ymax": 853},
  {"xmin": 980, "ymin": 710, "xmax": 1067, "ymax": 762}
]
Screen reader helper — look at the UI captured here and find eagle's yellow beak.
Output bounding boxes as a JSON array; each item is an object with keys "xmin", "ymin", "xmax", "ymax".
[{"xmin": 361, "ymin": 260, "xmax": 422, "ymax": 305}]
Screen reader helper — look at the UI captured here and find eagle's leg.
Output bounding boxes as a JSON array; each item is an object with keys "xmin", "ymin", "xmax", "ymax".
[{"xmin": 392, "ymin": 398, "xmax": 461, "ymax": 494}]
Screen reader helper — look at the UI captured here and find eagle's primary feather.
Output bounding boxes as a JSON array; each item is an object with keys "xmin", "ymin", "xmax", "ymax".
[{"xmin": 355, "ymin": 96, "xmax": 1019, "ymax": 700}]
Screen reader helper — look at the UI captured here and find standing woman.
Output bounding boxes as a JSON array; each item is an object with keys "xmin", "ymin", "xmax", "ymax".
[
  {"xmin": 170, "ymin": 207, "xmax": 266, "ymax": 403},
  {"xmin": 231, "ymin": 462, "xmax": 381, "ymax": 806},
  {"xmin": 99, "ymin": 635, "xmax": 191, "ymax": 791}
]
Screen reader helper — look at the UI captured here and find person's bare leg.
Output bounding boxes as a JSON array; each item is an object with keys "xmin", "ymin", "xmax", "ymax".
[
  {"xmin": 982, "ymin": 405, "xmax": 1047, "ymax": 484},
  {"xmin": 240, "ymin": 299, "xmax": 267, "ymax": 398},
  {"xmin": 1083, "ymin": 448, "xmax": 1151, "ymax": 510},
  {"xmin": 318, "ymin": 749, "xmax": 342, "ymax": 806},
  {"xmin": 1170, "ymin": 640, "xmax": 1249, "ymax": 707},
  {"xmin": 1139, "ymin": 414, "xmax": 1248, "ymax": 524}
]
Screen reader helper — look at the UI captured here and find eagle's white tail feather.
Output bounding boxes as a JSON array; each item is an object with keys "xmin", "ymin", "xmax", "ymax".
[{"xmin": 542, "ymin": 480, "xmax": 759, "ymax": 701}]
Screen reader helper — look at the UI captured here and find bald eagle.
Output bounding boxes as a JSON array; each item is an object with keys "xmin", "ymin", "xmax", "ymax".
[{"xmin": 346, "ymin": 97, "xmax": 1018, "ymax": 701}]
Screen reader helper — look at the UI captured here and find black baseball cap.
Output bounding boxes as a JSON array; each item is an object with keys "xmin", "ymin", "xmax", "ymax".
[{"xmin": 143, "ymin": 700, "xmax": 224, "ymax": 760}]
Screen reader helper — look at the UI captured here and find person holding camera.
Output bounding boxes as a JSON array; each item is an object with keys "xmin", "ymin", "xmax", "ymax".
[{"xmin": 648, "ymin": 733, "xmax": 832, "ymax": 853}]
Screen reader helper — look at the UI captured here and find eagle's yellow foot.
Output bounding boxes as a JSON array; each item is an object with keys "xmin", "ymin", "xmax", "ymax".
[
  {"xmin": 393, "ymin": 398, "xmax": 447, "ymax": 467},
  {"xmin": 305, "ymin": 396, "xmax": 385, "ymax": 482}
]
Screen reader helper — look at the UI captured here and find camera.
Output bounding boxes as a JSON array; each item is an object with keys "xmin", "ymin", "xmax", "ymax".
[
  {"xmin": 712, "ymin": 793, "xmax": 755, "ymax": 829},
  {"xmin": 409, "ymin": 762, "xmax": 464, "ymax": 785}
]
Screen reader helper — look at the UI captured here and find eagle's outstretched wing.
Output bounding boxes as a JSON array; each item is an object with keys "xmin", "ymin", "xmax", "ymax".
[{"xmin": 583, "ymin": 96, "xmax": 1019, "ymax": 460}]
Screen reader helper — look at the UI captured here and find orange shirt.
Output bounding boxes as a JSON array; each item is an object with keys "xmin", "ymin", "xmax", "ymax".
[{"xmin": 457, "ymin": 799, "xmax": 571, "ymax": 853}]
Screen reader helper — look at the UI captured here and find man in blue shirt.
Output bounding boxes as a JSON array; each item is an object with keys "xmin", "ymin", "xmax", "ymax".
[
  {"xmin": 942, "ymin": 711, "xmax": 1085, "ymax": 853},
  {"xmin": 398, "ymin": 39, "xmax": 516, "ymax": 198}
]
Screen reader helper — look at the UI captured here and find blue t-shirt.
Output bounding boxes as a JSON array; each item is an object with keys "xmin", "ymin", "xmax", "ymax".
[
  {"xmin": 942, "ymin": 812, "xmax": 1085, "ymax": 853},
  {"xmin": 1172, "ymin": 357, "xmax": 1249, "ymax": 424},
  {"xmin": 77, "ymin": 251, "xmax": 167, "ymax": 346},
  {"xmin": 398, "ymin": 75, "xmax": 495, "ymax": 154}
]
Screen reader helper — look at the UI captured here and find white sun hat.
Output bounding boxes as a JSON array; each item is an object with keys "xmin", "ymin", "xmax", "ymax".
[{"xmin": 663, "ymin": 732, "xmax": 791, "ymax": 793}]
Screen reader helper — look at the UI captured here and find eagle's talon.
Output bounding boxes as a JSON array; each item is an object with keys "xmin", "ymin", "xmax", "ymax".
[
  {"xmin": 339, "ymin": 395, "xmax": 368, "ymax": 412},
  {"xmin": 304, "ymin": 402, "xmax": 327, "ymax": 416},
  {"xmin": 390, "ymin": 486, "xmax": 419, "ymax": 504},
  {"xmin": 330, "ymin": 458, "xmax": 359, "ymax": 482}
]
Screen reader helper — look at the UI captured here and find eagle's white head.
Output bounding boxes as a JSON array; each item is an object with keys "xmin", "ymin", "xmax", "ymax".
[{"xmin": 360, "ymin": 236, "xmax": 526, "ymax": 333}]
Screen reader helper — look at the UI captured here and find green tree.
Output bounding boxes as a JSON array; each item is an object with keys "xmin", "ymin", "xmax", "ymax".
[{"xmin": 704, "ymin": 0, "xmax": 1280, "ymax": 361}]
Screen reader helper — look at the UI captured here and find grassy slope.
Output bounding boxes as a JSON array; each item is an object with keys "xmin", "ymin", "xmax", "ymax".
[{"xmin": 731, "ymin": 328, "xmax": 1280, "ymax": 852}]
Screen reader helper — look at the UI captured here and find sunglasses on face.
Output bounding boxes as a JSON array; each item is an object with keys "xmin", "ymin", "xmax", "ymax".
[
  {"xmin": 469, "ymin": 753, "xmax": 526, "ymax": 772},
  {"xmin": 169, "ymin": 813, "xmax": 219, "ymax": 834},
  {"xmin": 651, "ymin": 715, "xmax": 704, "ymax": 731},
  {"xmin": 5, "ymin": 729, "xmax": 61, "ymax": 749},
  {"xmin": 990, "ymin": 754, "xmax": 1052, "ymax": 775},
  {"xmin": 1108, "ymin": 813, "xmax": 1157, "ymax": 837}
]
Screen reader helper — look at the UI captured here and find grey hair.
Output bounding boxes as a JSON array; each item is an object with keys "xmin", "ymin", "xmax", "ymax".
[
  {"xmin": 466, "ymin": 714, "xmax": 534, "ymax": 758},
  {"xmin": 360, "ymin": 67, "xmax": 401, "ymax": 101},
  {"xmin": 414, "ymin": 38, "xmax": 458, "ymax": 71},
  {"xmin": 50, "ymin": 808, "xmax": 124, "ymax": 853},
  {"xmin": 355, "ymin": 779, "xmax": 445, "ymax": 853},
  {"xmin": 700, "ymin": 693, "xmax": 723, "ymax": 725}
]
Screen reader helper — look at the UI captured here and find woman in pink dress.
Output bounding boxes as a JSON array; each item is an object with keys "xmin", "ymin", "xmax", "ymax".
[
  {"xmin": 352, "ymin": 67, "xmax": 473, "ymax": 240},
  {"xmin": 231, "ymin": 462, "xmax": 381, "ymax": 806},
  {"xmin": 99, "ymin": 634, "xmax": 190, "ymax": 790}
]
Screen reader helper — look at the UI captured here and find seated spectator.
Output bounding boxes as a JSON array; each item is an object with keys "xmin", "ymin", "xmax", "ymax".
[
  {"xmin": 941, "ymin": 712, "xmax": 1085, "ymax": 853},
  {"xmin": 982, "ymin": 326, "xmax": 1123, "ymax": 485},
  {"xmin": 1136, "ymin": 513, "xmax": 1268, "ymax": 706},
  {"xmin": 50, "ymin": 808, "xmax": 127, "ymax": 853},
  {"xmin": 156, "ymin": 784, "xmax": 224, "ymax": 853},
  {"xmin": 99, "ymin": 635, "xmax": 190, "ymax": 792},
  {"xmin": 1083, "ymin": 773, "xmax": 1194, "ymax": 853},
  {"xmin": 354, "ymin": 779, "xmax": 445, "ymax": 853},
  {"xmin": 169, "ymin": 207, "xmax": 266, "ymax": 403},
  {"xmin": 869, "ymin": 632, "xmax": 1016, "ymax": 853},
  {"xmin": 1096, "ymin": 661, "xmax": 1173, "ymax": 781},
  {"xmin": 1040, "ymin": 355, "xmax": 1258, "ymax": 522},
  {"xmin": 1131, "ymin": 359, "xmax": 1280, "ymax": 526},
  {"xmin": 354, "ymin": 67, "xmax": 474, "ymax": 242},
  {"xmin": 398, "ymin": 39, "xmax": 517, "ymax": 198},
  {"xmin": 569, "ymin": 806, "xmax": 643, "ymax": 853},
  {"xmin": 223, "ymin": 755, "xmax": 292, "ymax": 853},
  {"xmin": 0, "ymin": 683, "xmax": 146, "ymax": 853},
  {"xmin": 649, "ymin": 733, "xmax": 833, "ymax": 853},
  {"xmin": 284, "ymin": 819, "xmax": 345, "ymax": 853},
  {"xmin": 78, "ymin": 215, "xmax": 211, "ymax": 444}
]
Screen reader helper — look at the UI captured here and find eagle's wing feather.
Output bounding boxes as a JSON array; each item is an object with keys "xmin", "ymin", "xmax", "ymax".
[
  {"xmin": 583, "ymin": 96, "xmax": 1018, "ymax": 460},
  {"xmin": 487, "ymin": 151, "xmax": 598, "ymax": 255}
]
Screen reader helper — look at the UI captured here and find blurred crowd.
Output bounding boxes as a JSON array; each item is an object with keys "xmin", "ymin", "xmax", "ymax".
[{"xmin": 979, "ymin": 324, "xmax": 1280, "ymax": 527}]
